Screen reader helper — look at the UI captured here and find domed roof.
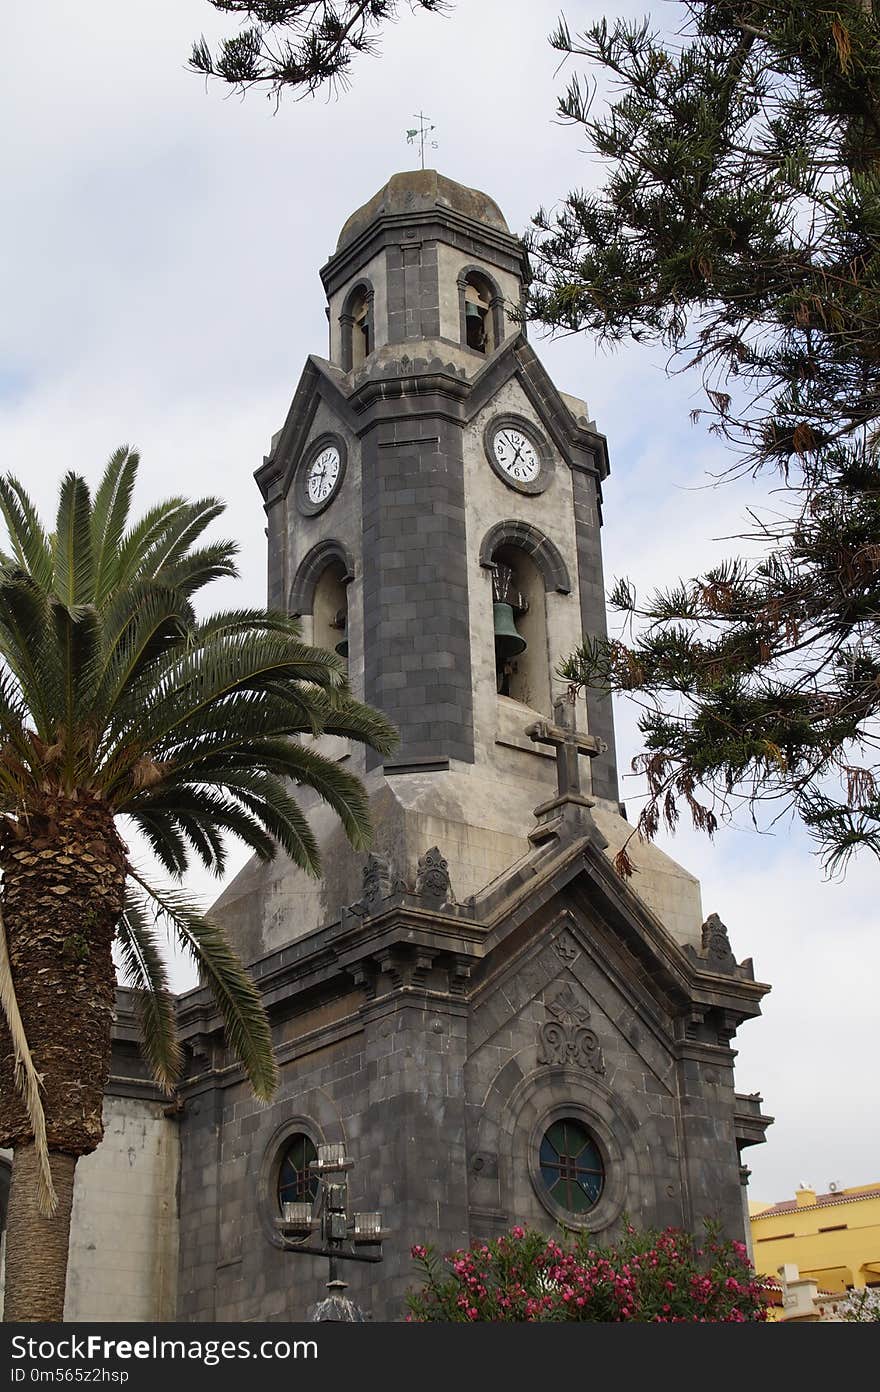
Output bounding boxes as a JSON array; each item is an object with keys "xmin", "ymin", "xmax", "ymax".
[{"xmin": 336, "ymin": 170, "xmax": 510, "ymax": 251}]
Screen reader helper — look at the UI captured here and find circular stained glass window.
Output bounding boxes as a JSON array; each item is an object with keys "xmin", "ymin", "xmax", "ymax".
[
  {"xmin": 277, "ymin": 1134, "xmax": 318, "ymax": 1212},
  {"xmin": 539, "ymin": 1118, "xmax": 605, "ymax": 1214}
]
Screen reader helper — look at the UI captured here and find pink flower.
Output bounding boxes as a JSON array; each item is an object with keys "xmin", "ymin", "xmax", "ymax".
[{"xmin": 411, "ymin": 1245, "xmax": 427, "ymax": 1260}]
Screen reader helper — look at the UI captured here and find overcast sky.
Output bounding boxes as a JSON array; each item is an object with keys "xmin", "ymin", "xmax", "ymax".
[{"xmin": 2, "ymin": 0, "xmax": 877, "ymax": 1205}]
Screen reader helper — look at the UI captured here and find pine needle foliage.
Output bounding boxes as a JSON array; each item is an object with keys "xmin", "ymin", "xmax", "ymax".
[
  {"xmin": 190, "ymin": 1, "xmax": 448, "ymax": 100},
  {"xmin": 528, "ymin": 2, "xmax": 880, "ymax": 873}
]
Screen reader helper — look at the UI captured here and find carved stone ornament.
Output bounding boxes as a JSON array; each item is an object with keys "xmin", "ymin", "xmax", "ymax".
[
  {"xmin": 415, "ymin": 846, "xmax": 454, "ymax": 906},
  {"xmin": 552, "ymin": 934, "xmax": 579, "ymax": 965},
  {"xmin": 345, "ymin": 852, "xmax": 406, "ymax": 920},
  {"xmin": 537, "ymin": 983, "xmax": 605, "ymax": 1075},
  {"xmin": 701, "ymin": 913, "xmax": 737, "ymax": 973}
]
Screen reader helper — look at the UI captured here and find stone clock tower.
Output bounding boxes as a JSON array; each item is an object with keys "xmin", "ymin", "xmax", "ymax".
[
  {"xmin": 217, "ymin": 170, "xmax": 633, "ymax": 954},
  {"xmin": 42, "ymin": 172, "xmax": 772, "ymax": 1324}
]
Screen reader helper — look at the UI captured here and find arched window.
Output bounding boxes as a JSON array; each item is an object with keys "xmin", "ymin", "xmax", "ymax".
[
  {"xmin": 289, "ymin": 540, "xmax": 355, "ymax": 663},
  {"xmin": 340, "ymin": 283, "xmax": 373, "ymax": 372},
  {"xmin": 312, "ymin": 560, "xmax": 349, "ymax": 661},
  {"xmin": 482, "ymin": 522, "xmax": 570, "ymax": 716},
  {"xmin": 458, "ymin": 269, "xmax": 503, "ymax": 356}
]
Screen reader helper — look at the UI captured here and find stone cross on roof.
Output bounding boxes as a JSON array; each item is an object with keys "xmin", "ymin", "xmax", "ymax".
[{"xmin": 525, "ymin": 697, "xmax": 608, "ymax": 845}]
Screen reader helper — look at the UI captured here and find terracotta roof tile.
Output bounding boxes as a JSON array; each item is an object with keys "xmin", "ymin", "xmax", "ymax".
[{"xmin": 752, "ymin": 1187, "xmax": 880, "ymax": 1219}]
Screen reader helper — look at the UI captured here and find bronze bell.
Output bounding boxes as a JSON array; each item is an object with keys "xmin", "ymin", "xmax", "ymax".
[
  {"xmin": 465, "ymin": 300, "xmax": 483, "ymax": 320},
  {"xmin": 331, "ymin": 608, "xmax": 348, "ymax": 659},
  {"xmin": 493, "ymin": 601, "xmax": 526, "ymax": 659}
]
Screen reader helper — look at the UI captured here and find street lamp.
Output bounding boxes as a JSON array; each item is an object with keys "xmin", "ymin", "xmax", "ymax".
[{"xmin": 276, "ymin": 1141, "xmax": 387, "ymax": 1320}]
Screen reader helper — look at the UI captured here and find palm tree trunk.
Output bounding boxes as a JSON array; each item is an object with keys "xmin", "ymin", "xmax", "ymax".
[
  {"xmin": 3, "ymin": 1144, "xmax": 77, "ymax": 1321},
  {"xmin": 0, "ymin": 794, "xmax": 126, "ymax": 1321}
]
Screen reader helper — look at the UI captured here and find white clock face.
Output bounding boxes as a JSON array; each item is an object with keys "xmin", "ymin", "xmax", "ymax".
[
  {"xmin": 306, "ymin": 447, "xmax": 341, "ymax": 504},
  {"xmin": 492, "ymin": 427, "xmax": 540, "ymax": 484}
]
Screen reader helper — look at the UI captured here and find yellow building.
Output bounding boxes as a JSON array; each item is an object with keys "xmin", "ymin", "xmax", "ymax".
[{"xmin": 750, "ymin": 1182, "xmax": 880, "ymax": 1293}]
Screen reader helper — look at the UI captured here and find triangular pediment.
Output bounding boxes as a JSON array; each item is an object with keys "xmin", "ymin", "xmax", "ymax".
[
  {"xmin": 255, "ymin": 355, "xmax": 357, "ymax": 502},
  {"xmin": 469, "ymin": 826, "xmax": 768, "ymax": 1029},
  {"xmin": 464, "ymin": 333, "xmax": 609, "ymax": 481}
]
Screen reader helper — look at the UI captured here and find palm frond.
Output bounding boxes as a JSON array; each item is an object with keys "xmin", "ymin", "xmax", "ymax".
[
  {"xmin": 110, "ymin": 632, "xmax": 347, "ymax": 758},
  {"xmin": 0, "ymin": 903, "xmax": 57, "ymax": 1215},
  {"xmin": 0, "ymin": 476, "xmax": 53, "ymax": 588},
  {"xmin": 137, "ymin": 499, "xmax": 230, "ymax": 580},
  {"xmin": 91, "ymin": 446, "xmax": 139, "ymax": 604},
  {"xmin": 314, "ymin": 692, "xmax": 398, "ymax": 756},
  {"xmin": 126, "ymin": 788, "xmax": 277, "ymax": 869},
  {"xmin": 132, "ymin": 809, "xmax": 192, "ymax": 877},
  {"xmin": 115, "ymin": 893, "xmax": 182, "ymax": 1093},
  {"xmin": 158, "ymin": 542, "xmax": 238, "ymax": 599},
  {"xmin": 196, "ymin": 609, "xmax": 305, "ymax": 639},
  {"xmin": 271, "ymin": 744, "xmax": 374, "ymax": 849},
  {"xmin": 53, "ymin": 472, "xmax": 95, "ymax": 606},
  {"xmin": 91, "ymin": 583, "xmax": 191, "ymax": 742},
  {"xmin": 0, "ymin": 568, "xmax": 53, "ymax": 736},
  {"xmin": 128, "ymin": 873, "xmax": 277, "ymax": 1102},
  {"xmin": 219, "ymin": 771, "xmax": 323, "ymax": 873},
  {"xmin": 49, "ymin": 600, "xmax": 102, "ymax": 781},
  {"xmin": 113, "ymin": 497, "xmax": 189, "ymax": 589}
]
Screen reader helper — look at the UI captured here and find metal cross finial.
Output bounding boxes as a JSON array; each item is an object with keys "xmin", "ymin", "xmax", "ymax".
[{"xmin": 406, "ymin": 112, "xmax": 438, "ymax": 169}]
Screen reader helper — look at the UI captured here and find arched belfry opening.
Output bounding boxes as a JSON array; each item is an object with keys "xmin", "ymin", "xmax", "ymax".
[
  {"xmin": 313, "ymin": 560, "xmax": 349, "ymax": 661},
  {"xmin": 481, "ymin": 522, "xmax": 572, "ymax": 715},
  {"xmin": 491, "ymin": 545, "xmax": 550, "ymax": 712},
  {"xmin": 289, "ymin": 540, "xmax": 355, "ymax": 665},
  {"xmin": 459, "ymin": 268, "xmax": 503, "ymax": 355},
  {"xmin": 340, "ymin": 282, "xmax": 373, "ymax": 372}
]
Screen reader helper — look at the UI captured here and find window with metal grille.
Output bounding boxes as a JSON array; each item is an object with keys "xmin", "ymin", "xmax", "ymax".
[
  {"xmin": 539, "ymin": 1118, "xmax": 604, "ymax": 1214},
  {"xmin": 277, "ymin": 1134, "xmax": 318, "ymax": 1212}
]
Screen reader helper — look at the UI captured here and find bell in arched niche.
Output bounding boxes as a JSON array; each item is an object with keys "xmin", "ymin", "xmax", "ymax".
[{"xmin": 492, "ymin": 562, "xmax": 528, "ymax": 696}]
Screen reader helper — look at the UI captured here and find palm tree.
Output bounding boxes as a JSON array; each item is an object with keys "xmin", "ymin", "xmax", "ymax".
[{"xmin": 0, "ymin": 448, "xmax": 396, "ymax": 1320}]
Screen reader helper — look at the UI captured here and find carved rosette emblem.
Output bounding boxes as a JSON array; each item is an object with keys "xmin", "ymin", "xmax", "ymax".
[{"xmin": 538, "ymin": 983, "xmax": 605, "ymax": 1075}]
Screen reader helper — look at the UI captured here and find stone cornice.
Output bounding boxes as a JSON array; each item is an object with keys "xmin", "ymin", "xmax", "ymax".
[
  {"xmin": 347, "ymin": 365, "xmax": 471, "ymax": 419},
  {"xmin": 320, "ymin": 206, "xmax": 530, "ymax": 298},
  {"xmin": 155, "ymin": 822, "xmax": 767, "ymax": 1077}
]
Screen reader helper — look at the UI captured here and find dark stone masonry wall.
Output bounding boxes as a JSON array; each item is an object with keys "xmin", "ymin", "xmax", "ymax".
[
  {"xmin": 361, "ymin": 411, "xmax": 474, "ymax": 772},
  {"xmin": 174, "ymin": 885, "xmax": 755, "ymax": 1323}
]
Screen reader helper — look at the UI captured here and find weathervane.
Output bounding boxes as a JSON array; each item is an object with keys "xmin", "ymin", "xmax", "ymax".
[{"xmin": 406, "ymin": 112, "xmax": 438, "ymax": 169}]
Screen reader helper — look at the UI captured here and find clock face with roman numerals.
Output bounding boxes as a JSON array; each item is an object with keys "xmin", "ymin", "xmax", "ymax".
[
  {"xmin": 306, "ymin": 446, "xmax": 341, "ymax": 504},
  {"xmin": 492, "ymin": 426, "xmax": 541, "ymax": 484}
]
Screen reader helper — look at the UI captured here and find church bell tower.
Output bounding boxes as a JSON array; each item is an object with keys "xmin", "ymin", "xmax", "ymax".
[
  {"xmin": 225, "ymin": 169, "xmax": 638, "ymax": 953},
  {"xmin": 173, "ymin": 171, "xmax": 772, "ymax": 1323}
]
